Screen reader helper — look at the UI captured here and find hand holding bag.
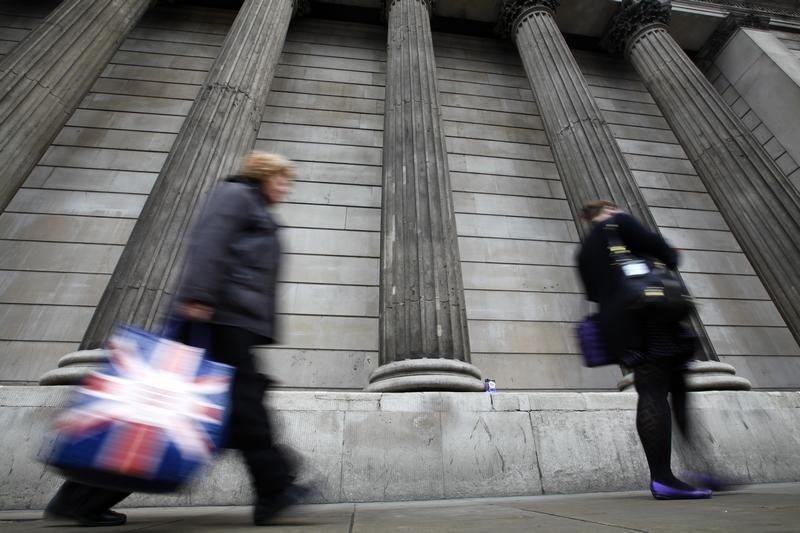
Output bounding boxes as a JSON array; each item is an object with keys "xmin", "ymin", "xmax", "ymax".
[{"xmin": 605, "ymin": 223, "xmax": 694, "ymax": 321}]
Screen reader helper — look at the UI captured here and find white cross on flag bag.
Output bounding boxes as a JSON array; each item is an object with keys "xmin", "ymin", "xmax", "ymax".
[{"xmin": 40, "ymin": 325, "xmax": 233, "ymax": 492}]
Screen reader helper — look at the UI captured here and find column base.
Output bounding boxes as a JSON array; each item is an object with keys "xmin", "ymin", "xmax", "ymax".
[
  {"xmin": 617, "ymin": 360, "xmax": 753, "ymax": 391},
  {"xmin": 365, "ymin": 358, "xmax": 485, "ymax": 392},
  {"xmin": 38, "ymin": 349, "xmax": 109, "ymax": 386}
]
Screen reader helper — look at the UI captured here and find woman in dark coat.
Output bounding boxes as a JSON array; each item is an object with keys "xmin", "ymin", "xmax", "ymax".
[
  {"xmin": 45, "ymin": 152, "xmax": 305, "ymax": 526},
  {"xmin": 577, "ymin": 200, "xmax": 712, "ymax": 500},
  {"xmin": 174, "ymin": 151, "xmax": 305, "ymax": 523}
]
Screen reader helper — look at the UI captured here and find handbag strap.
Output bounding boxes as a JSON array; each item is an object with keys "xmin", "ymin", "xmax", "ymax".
[
  {"xmin": 604, "ymin": 221, "xmax": 666, "ymax": 269},
  {"xmin": 603, "ymin": 222, "xmax": 632, "ymax": 263}
]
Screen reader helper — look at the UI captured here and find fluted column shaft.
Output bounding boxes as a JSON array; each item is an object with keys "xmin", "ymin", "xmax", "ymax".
[
  {"xmin": 623, "ymin": 19, "xmax": 800, "ymax": 346},
  {"xmin": 0, "ymin": 0, "xmax": 153, "ymax": 211},
  {"xmin": 81, "ymin": 0, "xmax": 298, "ymax": 349},
  {"xmin": 368, "ymin": 0, "xmax": 482, "ymax": 391},
  {"xmin": 502, "ymin": 1, "xmax": 653, "ymax": 231}
]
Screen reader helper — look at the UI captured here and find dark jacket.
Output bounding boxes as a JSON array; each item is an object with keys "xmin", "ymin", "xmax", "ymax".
[
  {"xmin": 577, "ymin": 212, "xmax": 678, "ymax": 360},
  {"xmin": 175, "ymin": 177, "xmax": 281, "ymax": 341}
]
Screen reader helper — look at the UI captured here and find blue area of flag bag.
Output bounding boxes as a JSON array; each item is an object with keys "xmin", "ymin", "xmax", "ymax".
[{"xmin": 40, "ymin": 324, "xmax": 232, "ymax": 493}]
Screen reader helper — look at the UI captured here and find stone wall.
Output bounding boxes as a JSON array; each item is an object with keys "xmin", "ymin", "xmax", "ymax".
[
  {"xmin": 2, "ymin": 387, "xmax": 799, "ymax": 509},
  {"xmin": 253, "ymin": 18, "xmax": 385, "ymax": 390},
  {"xmin": 774, "ymin": 28, "xmax": 800, "ymax": 61},
  {"xmin": 1, "ymin": 8, "xmax": 799, "ymax": 390},
  {"xmin": 711, "ymin": 28, "xmax": 800, "ymax": 190},
  {"xmin": 432, "ymin": 31, "xmax": 620, "ymax": 391}
]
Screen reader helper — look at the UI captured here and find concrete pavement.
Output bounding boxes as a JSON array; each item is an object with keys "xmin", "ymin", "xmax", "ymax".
[{"xmin": 1, "ymin": 483, "xmax": 798, "ymax": 532}]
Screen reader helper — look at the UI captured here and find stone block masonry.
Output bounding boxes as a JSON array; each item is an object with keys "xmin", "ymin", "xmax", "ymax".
[{"xmin": 2, "ymin": 387, "xmax": 800, "ymax": 509}]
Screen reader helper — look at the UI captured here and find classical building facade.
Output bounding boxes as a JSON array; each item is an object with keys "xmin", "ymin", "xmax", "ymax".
[{"xmin": 1, "ymin": 0, "xmax": 800, "ymax": 508}]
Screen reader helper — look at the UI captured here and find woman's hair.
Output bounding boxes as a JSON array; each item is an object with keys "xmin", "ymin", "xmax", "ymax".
[
  {"xmin": 580, "ymin": 199, "xmax": 617, "ymax": 221},
  {"xmin": 239, "ymin": 151, "xmax": 295, "ymax": 182}
]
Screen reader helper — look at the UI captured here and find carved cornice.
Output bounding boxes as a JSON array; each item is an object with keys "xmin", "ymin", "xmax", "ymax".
[
  {"xmin": 497, "ymin": 0, "xmax": 560, "ymax": 38},
  {"xmin": 384, "ymin": 0, "xmax": 434, "ymax": 18},
  {"xmin": 293, "ymin": 0, "xmax": 311, "ymax": 17},
  {"xmin": 602, "ymin": 0, "xmax": 672, "ymax": 56},
  {"xmin": 692, "ymin": 0, "xmax": 800, "ymax": 19},
  {"xmin": 695, "ymin": 11, "xmax": 771, "ymax": 71}
]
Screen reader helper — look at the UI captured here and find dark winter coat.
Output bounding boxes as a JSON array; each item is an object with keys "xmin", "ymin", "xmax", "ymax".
[
  {"xmin": 175, "ymin": 176, "xmax": 281, "ymax": 341},
  {"xmin": 577, "ymin": 212, "xmax": 678, "ymax": 362}
]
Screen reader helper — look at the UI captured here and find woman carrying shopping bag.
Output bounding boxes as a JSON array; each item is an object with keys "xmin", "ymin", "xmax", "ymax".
[{"xmin": 45, "ymin": 152, "xmax": 306, "ymax": 526}]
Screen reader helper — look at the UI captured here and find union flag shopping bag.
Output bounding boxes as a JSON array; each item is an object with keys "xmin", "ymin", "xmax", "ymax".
[{"xmin": 41, "ymin": 325, "xmax": 232, "ymax": 492}]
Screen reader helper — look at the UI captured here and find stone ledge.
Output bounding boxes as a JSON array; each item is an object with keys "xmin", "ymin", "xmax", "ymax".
[{"xmin": 1, "ymin": 387, "xmax": 799, "ymax": 509}]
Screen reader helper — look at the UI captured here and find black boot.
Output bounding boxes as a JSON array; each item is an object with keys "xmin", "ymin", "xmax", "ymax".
[
  {"xmin": 253, "ymin": 483, "xmax": 309, "ymax": 526},
  {"xmin": 43, "ymin": 481, "xmax": 127, "ymax": 527}
]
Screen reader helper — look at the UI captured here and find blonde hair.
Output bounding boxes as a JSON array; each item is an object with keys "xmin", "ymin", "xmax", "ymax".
[
  {"xmin": 580, "ymin": 199, "xmax": 617, "ymax": 221},
  {"xmin": 239, "ymin": 151, "xmax": 295, "ymax": 183}
]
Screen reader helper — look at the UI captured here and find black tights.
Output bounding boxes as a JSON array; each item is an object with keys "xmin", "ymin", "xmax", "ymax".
[{"xmin": 633, "ymin": 356, "xmax": 690, "ymax": 485}]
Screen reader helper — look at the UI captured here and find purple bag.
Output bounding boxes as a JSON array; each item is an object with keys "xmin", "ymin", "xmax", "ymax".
[{"xmin": 576, "ymin": 316, "xmax": 615, "ymax": 367}]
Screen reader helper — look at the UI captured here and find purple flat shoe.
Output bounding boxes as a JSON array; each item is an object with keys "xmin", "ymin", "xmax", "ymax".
[{"xmin": 650, "ymin": 480, "xmax": 712, "ymax": 500}]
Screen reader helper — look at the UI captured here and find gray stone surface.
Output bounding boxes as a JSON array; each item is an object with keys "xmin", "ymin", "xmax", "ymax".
[
  {"xmin": 716, "ymin": 29, "xmax": 800, "ymax": 166},
  {"xmin": 455, "ymin": 213, "xmax": 578, "ymax": 241},
  {"xmin": 471, "ymin": 353, "xmax": 621, "ymax": 391},
  {"xmin": 0, "ymin": 213, "xmax": 135, "ymax": 244},
  {"xmin": 256, "ymin": 348, "xmax": 376, "ymax": 390},
  {"xmin": 680, "ymin": 272, "xmax": 770, "ymax": 300},
  {"xmin": 0, "ymin": 272, "xmax": 109, "ymax": 306},
  {"xmin": 706, "ymin": 326, "xmax": 800, "ymax": 357},
  {"xmin": 0, "ymin": 342, "xmax": 72, "ymax": 383},
  {"xmin": 0, "ymin": 241, "xmax": 123, "ymax": 273},
  {"xmin": 6, "ymin": 189, "xmax": 145, "ymax": 218},
  {"xmin": 619, "ymin": 8, "xmax": 800, "ymax": 350},
  {"xmin": 80, "ymin": 0, "xmax": 298, "ymax": 350},
  {"xmin": 3, "ymin": 485, "xmax": 800, "ymax": 531},
  {"xmin": 0, "ymin": 0, "xmax": 152, "ymax": 211},
  {"xmin": 0, "ymin": 4, "xmax": 230, "ymax": 382},
  {"xmin": 275, "ymin": 315, "xmax": 377, "ymax": 351},
  {"xmin": 0, "ymin": 305, "xmax": 93, "ymax": 343},
  {"xmin": 3, "ymin": 388, "xmax": 800, "ymax": 510}
]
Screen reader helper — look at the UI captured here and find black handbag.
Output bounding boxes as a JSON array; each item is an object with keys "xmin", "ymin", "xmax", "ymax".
[{"xmin": 605, "ymin": 223, "xmax": 694, "ymax": 320}]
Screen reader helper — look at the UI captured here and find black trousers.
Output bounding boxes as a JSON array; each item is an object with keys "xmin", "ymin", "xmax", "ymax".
[{"xmin": 47, "ymin": 324, "xmax": 294, "ymax": 514}]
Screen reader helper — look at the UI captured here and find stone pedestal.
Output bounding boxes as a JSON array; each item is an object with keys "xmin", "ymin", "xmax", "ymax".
[
  {"xmin": 41, "ymin": 0, "xmax": 305, "ymax": 385},
  {"xmin": 0, "ymin": 0, "xmax": 152, "ymax": 211},
  {"xmin": 618, "ymin": 361, "xmax": 752, "ymax": 391},
  {"xmin": 367, "ymin": 0, "xmax": 482, "ymax": 392},
  {"xmin": 39, "ymin": 349, "xmax": 108, "ymax": 386},
  {"xmin": 606, "ymin": 0, "xmax": 800, "ymax": 349}
]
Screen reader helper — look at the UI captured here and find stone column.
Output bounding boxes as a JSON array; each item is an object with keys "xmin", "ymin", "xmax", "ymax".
[
  {"xmin": 500, "ymin": 0, "xmax": 749, "ymax": 390},
  {"xmin": 605, "ymin": 0, "xmax": 800, "ymax": 350},
  {"xmin": 0, "ymin": 0, "xmax": 153, "ymax": 211},
  {"xmin": 40, "ymin": 0, "xmax": 307, "ymax": 385},
  {"xmin": 366, "ymin": 0, "xmax": 483, "ymax": 392}
]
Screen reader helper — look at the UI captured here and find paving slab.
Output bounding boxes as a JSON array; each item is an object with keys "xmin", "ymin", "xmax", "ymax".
[{"xmin": 0, "ymin": 483, "xmax": 798, "ymax": 532}]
